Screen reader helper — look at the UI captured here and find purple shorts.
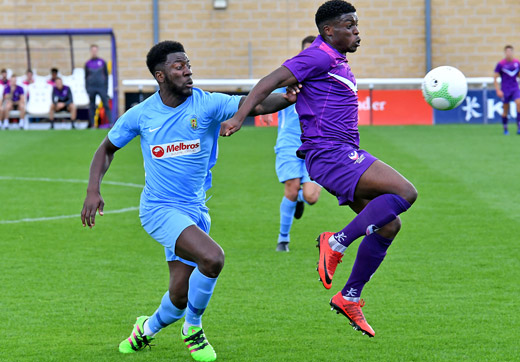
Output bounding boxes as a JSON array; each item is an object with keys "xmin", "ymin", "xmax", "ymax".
[
  {"xmin": 503, "ymin": 89, "xmax": 520, "ymax": 103},
  {"xmin": 304, "ymin": 145, "xmax": 377, "ymax": 205}
]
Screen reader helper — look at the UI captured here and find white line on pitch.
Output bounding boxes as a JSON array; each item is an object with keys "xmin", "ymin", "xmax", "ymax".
[
  {"xmin": 0, "ymin": 206, "xmax": 140, "ymax": 224},
  {"xmin": 0, "ymin": 176, "xmax": 143, "ymax": 189}
]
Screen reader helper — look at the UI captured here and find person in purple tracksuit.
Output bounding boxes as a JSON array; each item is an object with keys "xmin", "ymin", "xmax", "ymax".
[{"xmin": 49, "ymin": 77, "xmax": 77, "ymax": 129}]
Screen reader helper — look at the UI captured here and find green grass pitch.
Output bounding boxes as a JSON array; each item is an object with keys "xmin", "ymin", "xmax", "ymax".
[{"xmin": 1, "ymin": 125, "xmax": 519, "ymax": 361}]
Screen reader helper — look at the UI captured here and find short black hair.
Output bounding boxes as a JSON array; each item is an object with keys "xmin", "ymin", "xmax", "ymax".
[
  {"xmin": 51, "ymin": 68, "xmax": 58, "ymax": 73},
  {"xmin": 505, "ymin": 45, "xmax": 514, "ymax": 51},
  {"xmin": 146, "ymin": 40, "xmax": 185, "ymax": 76},
  {"xmin": 301, "ymin": 35, "xmax": 317, "ymax": 49},
  {"xmin": 26, "ymin": 69, "xmax": 33, "ymax": 74},
  {"xmin": 1, "ymin": 69, "xmax": 6, "ymax": 73},
  {"xmin": 315, "ymin": 0, "xmax": 356, "ymax": 30}
]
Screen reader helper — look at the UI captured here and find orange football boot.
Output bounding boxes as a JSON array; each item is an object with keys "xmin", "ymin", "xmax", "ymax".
[
  {"xmin": 316, "ymin": 232, "xmax": 343, "ymax": 289},
  {"xmin": 330, "ymin": 292, "xmax": 375, "ymax": 337}
]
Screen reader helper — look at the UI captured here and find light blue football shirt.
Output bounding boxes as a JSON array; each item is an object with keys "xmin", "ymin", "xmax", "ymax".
[
  {"xmin": 108, "ymin": 88, "xmax": 241, "ymax": 207},
  {"xmin": 273, "ymin": 88, "xmax": 302, "ymax": 153}
]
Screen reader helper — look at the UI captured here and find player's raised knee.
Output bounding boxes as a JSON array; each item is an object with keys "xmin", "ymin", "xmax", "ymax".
[
  {"xmin": 304, "ymin": 192, "xmax": 319, "ymax": 205},
  {"xmin": 400, "ymin": 183, "xmax": 418, "ymax": 206},
  {"xmin": 199, "ymin": 248, "xmax": 225, "ymax": 278}
]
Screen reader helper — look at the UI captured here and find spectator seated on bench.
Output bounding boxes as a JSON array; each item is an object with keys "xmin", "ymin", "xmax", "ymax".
[
  {"xmin": 49, "ymin": 77, "xmax": 76, "ymax": 129},
  {"xmin": 1, "ymin": 75, "xmax": 26, "ymax": 130}
]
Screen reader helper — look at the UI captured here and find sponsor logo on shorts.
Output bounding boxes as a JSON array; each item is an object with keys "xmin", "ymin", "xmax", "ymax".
[
  {"xmin": 150, "ymin": 139, "xmax": 201, "ymax": 159},
  {"xmin": 348, "ymin": 150, "xmax": 366, "ymax": 164}
]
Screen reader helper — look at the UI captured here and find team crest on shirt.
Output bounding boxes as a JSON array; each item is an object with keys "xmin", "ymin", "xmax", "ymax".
[{"xmin": 190, "ymin": 117, "xmax": 198, "ymax": 130}]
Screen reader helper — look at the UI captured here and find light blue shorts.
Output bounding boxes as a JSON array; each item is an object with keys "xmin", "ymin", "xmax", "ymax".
[
  {"xmin": 140, "ymin": 203, "xmax": 211, "ymax": 267},
  {"xmin": 275, "ymin": 149, "xmax": 312, "ymax": 184}
]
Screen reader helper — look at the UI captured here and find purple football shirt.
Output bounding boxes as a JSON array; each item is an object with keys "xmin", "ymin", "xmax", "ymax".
[
  {"xmin": 52, "ymin": 85, "xmax": 73, "ymax": 104},
  {"xmin": 283, "ymin": 35, "xmax": 359, "ymax": 151},
  {"xmin": 495, "ymin": 59, "xmax": 520, "ymax": 93},
  {"xmin": 3, "ymin": 85, "xmax": 24, "ymax": 102}
]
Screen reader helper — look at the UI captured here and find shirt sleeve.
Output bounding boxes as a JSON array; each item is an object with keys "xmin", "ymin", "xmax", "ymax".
[
  {"xmin": 108, "ymin": 105, "xmax": 141, "ymax": 148},
  {"xmin": 204, "ymin": 92, "xmax": 241, "ymax": 123},
  {"xmin": 282, "ymin": 48, "xmax": 332, "ymax": 83},
  {"xmin": 494, "ymin": 62, "xmax": 502, "ymax": 74}
]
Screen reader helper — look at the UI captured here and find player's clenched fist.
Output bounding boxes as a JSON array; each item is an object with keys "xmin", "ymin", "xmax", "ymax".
[{"xmin": 220, "ymin": 117, "xmax": 241, "ymax": 137}]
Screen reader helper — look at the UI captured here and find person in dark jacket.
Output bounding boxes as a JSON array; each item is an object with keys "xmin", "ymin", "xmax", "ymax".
[{"xmin": 85, "ymin": 44, "xmax": 111, "ymax": 128}]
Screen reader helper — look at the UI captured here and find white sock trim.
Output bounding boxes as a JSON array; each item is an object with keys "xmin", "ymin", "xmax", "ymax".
[
  {"xmin": 143, "ymin": 319, "xmax": 157, "ymax": 337},
  {"xmin": 328, "ymin": 235, "xmax": 346, "ymax": 253},
  {"xmin": 182, "ymin": 321, "xmax": 202, "ymax": 335},
  {"xmin": 343, "ymin": 295, "xmax": 360, "ymax": 302}
]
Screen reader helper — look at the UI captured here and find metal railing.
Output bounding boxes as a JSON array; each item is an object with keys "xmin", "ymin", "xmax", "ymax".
[{"xmin": 122, "ymin": 77, "xmax": 497, "ymax": 124}]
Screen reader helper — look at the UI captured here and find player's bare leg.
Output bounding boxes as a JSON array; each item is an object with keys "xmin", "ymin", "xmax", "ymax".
[
  {"xmin": 514, "ymin": 98, "xmax": 520, "ymax": 134},
  {"xmin": 326, "ymin": 160, "xmax": 416, "ymax": 337},
  {"xmin": 302, "ymin": 181, "xmax": 321, "ymax": 205},
  {"xmin": 174, "ymin": 225, "xmax": 224, "ymax": 278},
  {"xmin": 284, "ymin": 178, "xmax": 300, "ymax": 201},
  {"xmin": 502, "ymin": 102, "xmax": 510, "ymax": 135},
  {"xmin": 174, "ymin": 225, "xmax": 221, "ymax": 361},
  {"xmin": 277, "ymin": 178, "xmax": 301, "ymax": 252},
  {"xmin": 2, "ymin": 100, "xmax": 13, "ymax": 129},
  {"xmin": 68, "ymin": 103, "xmax": 77, "ymax": 128},
  {"xmin": 49, "ymin": 103, "xmax": 57, "ymax": 129}
]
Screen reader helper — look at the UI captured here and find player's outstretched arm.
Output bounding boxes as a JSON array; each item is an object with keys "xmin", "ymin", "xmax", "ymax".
[
  {"xmin": 220, "ymin": 66, "xmax": 298, "ymax": 136},
  {"xmin": 81, "ymin": 136, "xmax": 120, "ymax": 228},
  {"xmin": 248, "ymin": 83, "xmax": 301, "ymax": 116}
]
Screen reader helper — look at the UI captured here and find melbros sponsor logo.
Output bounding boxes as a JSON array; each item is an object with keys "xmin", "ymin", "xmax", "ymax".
[{"xmin": 150, "ymin": 139, "xmax": 201, "ymax": 159}]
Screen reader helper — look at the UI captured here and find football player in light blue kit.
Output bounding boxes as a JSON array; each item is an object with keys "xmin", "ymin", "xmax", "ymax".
[
  {"xmin": 268, "ymin": 36, "xmax": 322, "ymax": 252},
  {"xmin": 80, "ymin": 41, "xmax": 298, "ymax": 362}
]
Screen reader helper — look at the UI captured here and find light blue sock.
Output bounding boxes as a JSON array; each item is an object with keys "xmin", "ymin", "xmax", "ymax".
[
  {"xmin": 147, "ymin": 291, "xmax": 186, "ymax": 334},
  {"xmin": 279, "ymin": 196, "xmax": 297, "ymax": 242},
  {"xmin": 297, "ymin": 189, "xmax": 304, "ymax": 202},
  {"xmin": 297, "ymin": 188, "xmax": 311, "ymax": 205},
  {"xmin": 185, "ymin": 267, "xmax": 218, "ymax": 327}
]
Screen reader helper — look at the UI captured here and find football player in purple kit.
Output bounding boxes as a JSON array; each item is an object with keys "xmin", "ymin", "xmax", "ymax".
[
  {"xmin": 220, "ymin": 0, "xmax": 417, "ymax": 338},
  {"xmin": 494, "ymin": 45, "xmax": 520, "ymax": 135},
  {"xmin": 1, "ymin": 75, "xmax": 26, "ymax": 130}
]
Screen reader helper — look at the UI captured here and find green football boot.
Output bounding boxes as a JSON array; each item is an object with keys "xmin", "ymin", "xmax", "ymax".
[
  {"xmin": 118, "ymin": 316, "xmax": 155, "ymax": 353},
  {"xmin": 182, "ymin": 326, "xmax": 217, "ymax": 361}
]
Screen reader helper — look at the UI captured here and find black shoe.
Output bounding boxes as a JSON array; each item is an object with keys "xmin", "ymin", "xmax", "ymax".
[
  {"xmin": 276, "ymin": 242, "xmax": 290, "ymax": 252},
  {"xmin": 294, "ymin": 200, "xmax": 304, "ymax": 219}
]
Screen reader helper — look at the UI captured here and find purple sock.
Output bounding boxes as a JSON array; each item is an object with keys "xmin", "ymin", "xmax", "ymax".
[
  {"xmin": 517, "ymin": 114, "xmax": 520, "ymax": 131},
  {"xmin": 341, "ymin": 233, "xmax": 393, "ymax": 299},
  {"xmin": 502, "ymin": 116, "xmax": 508, "ymax": 131},
  {"xmin": 333, "ymin": 194, "xmax": 410, "ymax": 247}
]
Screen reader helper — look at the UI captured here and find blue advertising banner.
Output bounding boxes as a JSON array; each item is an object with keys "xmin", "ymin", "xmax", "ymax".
[{"xmin": 434, "ymin": 89, "xmax": 518, "ymax": 124}]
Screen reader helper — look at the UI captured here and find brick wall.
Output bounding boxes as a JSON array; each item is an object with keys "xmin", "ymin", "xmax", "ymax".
[
  {"xmin": 431, "ymin": 0, "xmax": 520, "ymax": 77},
  {"xmin": 0, "ymin": 0, "xmax": 518, "ymax": 114}
]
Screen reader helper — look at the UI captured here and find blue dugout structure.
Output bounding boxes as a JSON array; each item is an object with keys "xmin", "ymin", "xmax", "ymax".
[{"xmin": 0, "ymin": 28, "xmax": 119, "ymax": 122}]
